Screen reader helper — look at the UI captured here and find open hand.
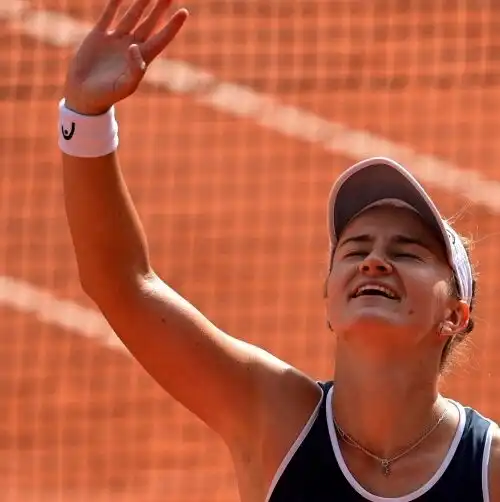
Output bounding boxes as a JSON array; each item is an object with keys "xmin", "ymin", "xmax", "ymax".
[{"xmin": 63, "ymin": 0, "xmax": 188, "ymax": 115}]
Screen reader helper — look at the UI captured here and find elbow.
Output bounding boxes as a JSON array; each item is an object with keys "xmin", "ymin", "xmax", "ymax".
[
  {"xmin": 78, "ymin": 273, "xmax": 100, "ymax": 301},
  {"xmin": 78, "ymin": 273, "xmax": 128, "ymax": 311},
  {"xmin": 77, "ymin": 263, "xmax": 154, "ymax": 306},
  {"xmin": 77, "ymin": 269, "xmax": 107, "ymax": 304},
  {"xmin": 74, "ymin": 259, "xmax": 118, "ymax": 303}
]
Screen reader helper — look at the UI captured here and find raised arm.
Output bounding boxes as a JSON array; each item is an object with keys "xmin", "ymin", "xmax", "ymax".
[{"xmin": 59, "ymin": 0, "xmax": 313, "ymax": 447}]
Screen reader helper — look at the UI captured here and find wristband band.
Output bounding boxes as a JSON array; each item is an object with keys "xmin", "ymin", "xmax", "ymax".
[{"xmin": 58, "ymin": 98, "xmax": 119, "ymax": 158}]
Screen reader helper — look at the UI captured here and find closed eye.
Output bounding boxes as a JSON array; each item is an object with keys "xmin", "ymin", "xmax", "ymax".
[
  {"xmin": 393, "ymin": 252, "xmax": 421, "ymax": 260},
  {"xmin": 344, "ymin": 251, "xmax": 368, "ymax": 258}
]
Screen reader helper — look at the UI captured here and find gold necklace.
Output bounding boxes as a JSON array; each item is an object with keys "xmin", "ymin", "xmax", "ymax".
[{"xmin": 333, "ymin": 407, "xmax": 448, "ymax": 476}]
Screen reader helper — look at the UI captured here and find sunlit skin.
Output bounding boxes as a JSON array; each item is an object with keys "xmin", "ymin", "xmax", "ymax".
[
  {"xmin": 324, "ymin": 205, "xmax": 470, "ymax": 460},
  {"xmin": 58, "ymin": 0, "xmax": 500, "ymax": 495},
  {"xmin": 326, "ymin": 205, "xmax": 469, "ymax": 358}
]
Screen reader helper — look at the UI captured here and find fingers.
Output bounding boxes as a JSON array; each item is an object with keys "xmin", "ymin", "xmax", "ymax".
[
  {"xmin": 140, "ymin": 8, "xmax": 188, "ymax": 64},
  {"xmin": 95, "ymin": 0, "xmax": 124, "ymax": 31},
  {"xmin": 133, "ymin": 0, "xmax": 173, "ymax": 42},
  {"xmin": 127, "ymin": 44, "xmax": 147, "ymax": 76},
  {"xmin": 114, "ymin": 0, "xmax": 152, "ymax": 36}
]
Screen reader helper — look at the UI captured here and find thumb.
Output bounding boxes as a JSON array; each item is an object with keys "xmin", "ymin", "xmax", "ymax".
[{"xmin": 127, "ymin": 44, "xmax": 147, "ymax": 79}]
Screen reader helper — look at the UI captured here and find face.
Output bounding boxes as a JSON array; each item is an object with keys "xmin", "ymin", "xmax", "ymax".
[{"xmin": 325, "ymin": 206, "xmax": 468, "ymax": 350}]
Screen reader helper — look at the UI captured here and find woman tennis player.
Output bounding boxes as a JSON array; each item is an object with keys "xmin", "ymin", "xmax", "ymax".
[{"xmin": 58, "ymin": 0, "xmax": 500, "ymax": 500}]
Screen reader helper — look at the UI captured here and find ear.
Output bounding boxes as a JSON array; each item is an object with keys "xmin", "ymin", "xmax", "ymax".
[{"xmin": 439, "ymin": 300, "xmax": 470, "ymax": 338}]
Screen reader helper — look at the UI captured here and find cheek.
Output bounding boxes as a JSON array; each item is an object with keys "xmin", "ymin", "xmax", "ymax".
[
  {"xmin": 326, "ymin": 262, "xmax": 352, "ymax": 298},
  {"xmin": 430, "ymin": 281, "xmax": 452, "ymax": 314},
  {"xmin": 405, "ymin": 275, "xmax": 449, "ymax": 317},
  {"xmin": 325, "ymin": 271, "xmax": 349, "ymax": 319},
  {"xmin": 326, "ymin": 282, "xmax": 343, "ymax": 313}
]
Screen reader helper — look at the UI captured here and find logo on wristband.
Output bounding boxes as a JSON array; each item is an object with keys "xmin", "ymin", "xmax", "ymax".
[{"xmin": 61, "ymin": 122, "xmax": 76, "ymax": 140}]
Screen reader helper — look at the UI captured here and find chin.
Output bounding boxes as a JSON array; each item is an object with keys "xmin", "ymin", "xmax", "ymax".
[{"xmin": 341, "ymin": 308, "xmax": 407, "ymax": 334}]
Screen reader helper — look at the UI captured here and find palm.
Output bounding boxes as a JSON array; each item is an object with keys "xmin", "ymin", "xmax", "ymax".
[
  {"xmin": 72, "ymin": 34, "xmax": 135, "ymax": 99},
  {"xmin": 64, "ymin": 0, "xmax": 188, "ymax": 115}
]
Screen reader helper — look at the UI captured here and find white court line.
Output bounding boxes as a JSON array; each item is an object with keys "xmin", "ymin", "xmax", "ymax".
[
  {"xmin": 0, "ymin": 275, "xmax": 127, "ymax": 351},
  {"xmin": 2, "ymin": 0, "xmax": 500, "ymax": 212},
  {"xmin": 1, "ymin": 1, "xmax": 500, "ymax": 347}
]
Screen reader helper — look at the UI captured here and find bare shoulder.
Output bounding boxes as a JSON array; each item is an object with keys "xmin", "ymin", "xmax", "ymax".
[
  {"xmin": 229, "ymin": 360, "xmax": 322, "ymax": 501},
  {"xmin": 488, "ymin": 423, "xmax": 500, "ymax": 502},
  {"xmin": 265, "ymin": 364, "xmax": 323, "ymax": 451}
]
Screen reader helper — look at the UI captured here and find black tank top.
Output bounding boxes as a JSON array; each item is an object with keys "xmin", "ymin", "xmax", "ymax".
[{"xmin": 267, "ymin": 381, "xmax": 496, "ymax": 502}]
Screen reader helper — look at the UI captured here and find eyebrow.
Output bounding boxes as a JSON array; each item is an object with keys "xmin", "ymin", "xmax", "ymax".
[
  {"xmin": 392, "ymin": 235, "xmax": 430, "ymax": 249},
  {"xmin": 338, "ymin": 234, "xmax": 372, "ymax": 248},
  {"xmin": 338, "ymin": 233, "xmax": 431, "ymax": 250}
]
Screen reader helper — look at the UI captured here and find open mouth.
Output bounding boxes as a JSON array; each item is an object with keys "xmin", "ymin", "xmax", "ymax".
[{"xmin": 351, "ymin": 284, "xmax": 400, "ymax": 301}]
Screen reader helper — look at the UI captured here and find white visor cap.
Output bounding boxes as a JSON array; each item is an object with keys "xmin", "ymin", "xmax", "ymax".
[{"xmin": 327, "ymin": 157, "xmax": 473, "ymax": 306}]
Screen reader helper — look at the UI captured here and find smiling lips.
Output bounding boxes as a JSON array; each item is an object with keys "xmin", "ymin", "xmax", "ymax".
[{"xmin": 351, "ymin": 284, "xmax": 400, "ymax": 301}]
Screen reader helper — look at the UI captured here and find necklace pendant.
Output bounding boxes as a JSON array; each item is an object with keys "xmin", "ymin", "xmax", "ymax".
[{"xmin": 381, "ymin": 460, "xmax": 391, "ymax": 476}]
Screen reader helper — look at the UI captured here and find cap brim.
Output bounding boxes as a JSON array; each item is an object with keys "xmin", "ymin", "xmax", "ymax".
[
  {"xmin": 328, "ymin": 157, "xmax": 450, "ymax": 257},
  {"xmin": 327, "ymin": 157, "xmax": 474, "ymax": 306}
]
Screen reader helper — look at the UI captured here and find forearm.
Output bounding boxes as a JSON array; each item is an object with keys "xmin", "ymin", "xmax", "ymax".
[
  {"xmin": 62, "ymin": 151, "xmax": 151, "ymax": 293},
  {"xmin": 59, "ymin": 0, "xmax": 187, "ymax": 296}
]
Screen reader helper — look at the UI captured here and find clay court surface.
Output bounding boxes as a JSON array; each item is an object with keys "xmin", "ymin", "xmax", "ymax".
[{"xmin": 2, "ymin": 1, "xmax": 500, "ymax": 500}]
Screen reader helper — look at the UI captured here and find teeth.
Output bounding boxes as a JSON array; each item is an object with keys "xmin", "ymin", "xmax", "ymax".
[{"xmin": 354, "ymin": 285, "xmax": 397, "ymax": 299}]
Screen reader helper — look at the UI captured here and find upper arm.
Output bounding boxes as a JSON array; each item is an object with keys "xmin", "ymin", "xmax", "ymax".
[
  {"xmin": 89, "ymin": 271, "xmax": 304, "ymax": 445},
  {"xmin": 488, "ymin": 424, "xmax": 500, "ymax": 502}
]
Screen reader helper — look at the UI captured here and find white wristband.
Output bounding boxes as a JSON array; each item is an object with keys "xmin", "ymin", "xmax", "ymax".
[{"xmin": 58, "ymin": 98, "xmax": 119, "ymax": 158}]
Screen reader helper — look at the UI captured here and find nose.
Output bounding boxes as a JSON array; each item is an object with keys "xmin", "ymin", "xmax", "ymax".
[{"xmin": 358, "ymin": 252, "xmax": 393, "ymax": 276}]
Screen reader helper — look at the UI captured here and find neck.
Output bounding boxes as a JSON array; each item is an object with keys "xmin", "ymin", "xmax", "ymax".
[{"xmin": 332, "ymin": 343, "xmax": 444, "ymax": 460}]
